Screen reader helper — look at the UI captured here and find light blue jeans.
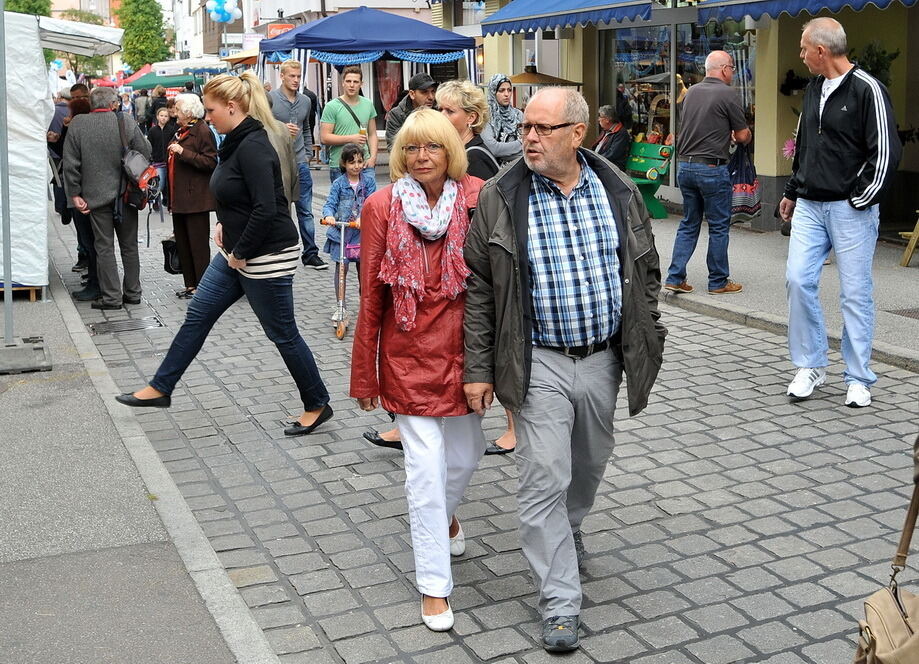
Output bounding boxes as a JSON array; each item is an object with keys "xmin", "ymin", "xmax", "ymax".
[{"xmin": 785, "ymin": 198, "xmax": 879, "ymax": 387}]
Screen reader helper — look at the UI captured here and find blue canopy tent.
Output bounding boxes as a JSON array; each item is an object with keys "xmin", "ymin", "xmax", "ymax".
[
  {"xmin": 257, "ymin": 7, "xmax": 477, "ymax": 143},
  {"xmin": 258, "ymin": 6, "xmax": 475, "ymax": 58}
]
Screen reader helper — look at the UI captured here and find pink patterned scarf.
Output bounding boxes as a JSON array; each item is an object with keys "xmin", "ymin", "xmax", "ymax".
[{"xmin": 378, "ymin": 177, "xmax": 472, "ymax": 331}]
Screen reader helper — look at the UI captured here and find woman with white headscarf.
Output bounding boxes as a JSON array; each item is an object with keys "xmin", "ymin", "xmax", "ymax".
[{"xmin": 480, "ymin": 73, "xmax": 523, "ymax": 164}]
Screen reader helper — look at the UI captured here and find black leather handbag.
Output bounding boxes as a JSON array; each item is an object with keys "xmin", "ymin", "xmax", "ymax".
[{"xmin": 162, "ymin": 236, "xmax": 182, "ymax": 275}]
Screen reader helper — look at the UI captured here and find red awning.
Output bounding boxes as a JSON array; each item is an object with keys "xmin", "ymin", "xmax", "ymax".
[{"xmin": 92, "ymin": 63, "xmax": 152, "ymax": 88}]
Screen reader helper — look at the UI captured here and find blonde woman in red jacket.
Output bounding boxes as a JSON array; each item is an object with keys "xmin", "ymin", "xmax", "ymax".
[{"xmin": 350, "ymin": 109, "xmax": 485, "ymax": 633}]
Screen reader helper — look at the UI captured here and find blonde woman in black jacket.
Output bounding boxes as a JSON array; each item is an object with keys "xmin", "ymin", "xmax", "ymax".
[{"xmin": 116, "ymin": 72, "xmax": 333, "ymax": 438}]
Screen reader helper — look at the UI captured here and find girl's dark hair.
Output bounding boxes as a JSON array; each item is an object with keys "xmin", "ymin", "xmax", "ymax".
[{"xmin": 339, "ymin": 143, "xmax": 364, "ymax": 168}]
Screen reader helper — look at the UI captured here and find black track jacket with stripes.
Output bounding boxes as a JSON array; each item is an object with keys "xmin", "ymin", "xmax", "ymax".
[{"xmin": 784, "ymin": 65, "xmax": 901, "ymax": 210}]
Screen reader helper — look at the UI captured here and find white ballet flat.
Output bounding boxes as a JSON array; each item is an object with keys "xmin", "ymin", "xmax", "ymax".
[
  {"xmin": 449, "ymin": 520, "xmax": 465, "ymax": 557},
  {"xmin": 421, "ymin": 597, "xmax": 454, "ymax": 632}
]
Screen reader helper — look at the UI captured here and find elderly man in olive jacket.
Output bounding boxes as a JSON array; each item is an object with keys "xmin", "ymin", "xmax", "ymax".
[
  {"xmin": 463, "ymin": 87, "xmax": 666, "ymax": 653},
  {"xmin": 63, "ymin": 86, "xmax": 151, "ymax": 310}
]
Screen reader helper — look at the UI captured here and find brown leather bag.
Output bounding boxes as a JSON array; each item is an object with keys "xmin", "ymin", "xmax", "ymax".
[{"xmin": 854, "ymin": 480, "xmax": 919, "ymax": 663}]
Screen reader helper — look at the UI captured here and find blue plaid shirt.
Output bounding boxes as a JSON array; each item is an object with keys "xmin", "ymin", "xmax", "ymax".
[{"xmin": 527, "ymin": 153, "xmax": 622, "ymax": 348}]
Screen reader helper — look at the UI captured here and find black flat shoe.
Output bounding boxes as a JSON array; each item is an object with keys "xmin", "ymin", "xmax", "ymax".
[
  {"xmin": 362, "ymin": 429, "xmax": 403, "ymax": 451},
  {"xmin": 123, "ymin": 296, "xmax": 141, "ymax": 305},
  {"xmin": 92, "ymin": 301, "xmax": 122, "ymax": 310},
  {"xmin": 284, "ymin": 403, "xmax": 333, "ymax": 436},
  {"xmin": 484, "ymin": 442, "xmax": 514, "ymax": 455},
  {"xmin": 115, "ymin": 393, "xmax": 171, "ymax": 408}
]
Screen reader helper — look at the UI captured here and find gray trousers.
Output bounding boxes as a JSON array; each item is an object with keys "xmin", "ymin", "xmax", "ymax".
[
  {"xmin": 516, "ymin": 346, "xmax": 622, "ymax": 618},
  {"xmin": 90, "ymin": 204, "xmax": 141, "ymax": 306}
]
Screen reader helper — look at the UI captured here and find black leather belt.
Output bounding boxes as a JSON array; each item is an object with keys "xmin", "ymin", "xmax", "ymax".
[
  {"xmin": 678, "ymin": 156, "xmax": 726, "ymax": 166},
  {"xmin": 543, "ymin": 337, "xmax": 613, "ymax": 360}
]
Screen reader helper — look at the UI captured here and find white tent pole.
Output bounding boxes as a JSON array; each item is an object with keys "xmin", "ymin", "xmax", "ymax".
[{"xmin": 1, "ymin": 3, "xmax": 15, "ymax": 344}]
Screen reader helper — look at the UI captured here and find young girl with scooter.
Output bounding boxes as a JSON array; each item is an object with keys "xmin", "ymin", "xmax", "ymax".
[{"xmin": 321, "ymin": 143, "xmax": 376, "ymax": 338}]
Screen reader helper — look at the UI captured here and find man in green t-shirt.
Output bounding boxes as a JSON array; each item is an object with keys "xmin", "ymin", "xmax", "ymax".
[{"xmin": 320, "ymin": 65, "xmax": 378, "ymax": 184}]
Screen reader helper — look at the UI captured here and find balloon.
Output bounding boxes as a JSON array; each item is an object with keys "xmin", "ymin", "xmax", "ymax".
[
  {"xmin": 205, "ymin": 0, "xmax": 216, "ymax": 10},
  {"xmin": 232, "ymin": 7, "xmax": 242, "ymax": 19},
  {"xmin": 209, "ymin": 10, "xmax": 220, "ymax": 21},
  {"xmin": 224, "ymin": 0, "xmax": 237, "ymax": 9}
]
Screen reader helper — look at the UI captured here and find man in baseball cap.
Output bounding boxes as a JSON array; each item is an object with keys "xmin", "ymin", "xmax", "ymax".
[{"xmin": 385, "ymin": 72, "xmax": 438, "ymax": 146}]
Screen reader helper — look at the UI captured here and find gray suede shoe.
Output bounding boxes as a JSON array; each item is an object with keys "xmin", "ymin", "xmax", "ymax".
[{"xmin": 542, "ymin": 615, "xmax": 579, "ymax": 652}]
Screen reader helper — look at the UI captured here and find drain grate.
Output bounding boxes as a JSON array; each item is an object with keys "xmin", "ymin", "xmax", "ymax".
[
  {"xmin": 88, "ymin": 316, "xmax": 164, "ymax": 335},
  {"xmin": 887, "ymin": 309, "xmax": 919, "ymax": 321}
]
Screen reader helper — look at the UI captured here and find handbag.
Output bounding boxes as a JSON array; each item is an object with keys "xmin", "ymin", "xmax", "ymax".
[
  {"xmin": 853, "ymin": 482, "xmax": 919, "ymax": 663},
  {"xmin": 728, "ymin": 143, "xmax": 761, "ymax": 223},
  {"xmin": 162, "ymin": 236, "xmax": 182, "ymax": 275}
]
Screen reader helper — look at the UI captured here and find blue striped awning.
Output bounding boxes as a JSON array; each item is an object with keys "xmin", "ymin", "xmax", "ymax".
[
  {"xmin": 698, "ymin": 0, "xmax": 918, "ymax": 22},
  {"xmin": 481, "ymin": 0, "xmax": 652, "ymax": 36}
]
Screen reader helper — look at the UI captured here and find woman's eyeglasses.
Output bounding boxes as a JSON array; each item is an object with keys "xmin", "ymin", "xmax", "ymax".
[
  {"xmin": 402, "ymin": 143, "xmax": 444, "ymax": 156},
  {"xmin": 516, "ymin": 122, "xmax": 575, "ymax": 137}
]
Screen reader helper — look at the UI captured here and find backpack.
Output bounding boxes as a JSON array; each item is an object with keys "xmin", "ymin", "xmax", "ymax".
[{"xmin": 117, "ymin": 113, "xmax": 159, "ymax": 210}]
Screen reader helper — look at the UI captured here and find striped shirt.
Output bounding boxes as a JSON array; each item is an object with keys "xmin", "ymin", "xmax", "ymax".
[
  {"xmin": 220, "ymin": 243, "xmax": 301, "ymax": 279},
  {"xmin": 527, "ymin": 154, "xmax": 622, "ymax": 348}
]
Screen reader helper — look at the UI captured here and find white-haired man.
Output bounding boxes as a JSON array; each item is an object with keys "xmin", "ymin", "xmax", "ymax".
[
  {"xmin": 464, "ymin": 87, "xmax": 667, "ymax": 652},
  {"xmin": 63, "ymin": 86, "xmax": 151, "ymax": 310},
  {"xmin": 780, "ymin": 17, "xmax": 901, "ymax": 407}
]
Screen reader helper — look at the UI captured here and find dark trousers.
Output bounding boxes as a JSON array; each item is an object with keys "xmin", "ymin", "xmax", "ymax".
[
  {"xmin": 150, "ymin": 253, "xmax": 330, "ymax": 411},
  {"xmin": 72, "ymin": 210, "xmax": 99, "ymax": 290},
  {"xmin": 90, "ymin": 204, "xmax": 140, "ymax": 306},
  {"xmin": 172, "ymin": 212, "xmax": 211, "ymax": 289}
]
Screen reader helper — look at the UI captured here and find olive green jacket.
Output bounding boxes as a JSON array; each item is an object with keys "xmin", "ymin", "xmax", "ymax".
[{"xmin": 463, "ymin": 149, "xmax": 667, "ymax": 416}]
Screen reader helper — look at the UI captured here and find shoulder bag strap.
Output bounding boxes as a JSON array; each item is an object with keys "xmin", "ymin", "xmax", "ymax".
[
  {"xmin": 116, "ymin": 112, "xmax": 129, "ymax": 154},
  {"xmin": 337, "ymin": 97, "xmax": 363, "ymax": 129},
  {"xmin": 892, "ymin": 483, "xmax": 919, "ymax": 568},
  {"xmin": 467, "ymin": 144, "xmax": 500, "ymax": 171}
]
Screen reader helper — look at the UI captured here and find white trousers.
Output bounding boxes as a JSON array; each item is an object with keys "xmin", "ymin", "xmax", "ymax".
[{"xmin": 397, "ymin": 413, "xmax": 486, "ymax": 598}]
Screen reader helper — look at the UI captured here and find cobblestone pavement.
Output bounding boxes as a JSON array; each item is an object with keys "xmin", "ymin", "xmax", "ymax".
[{"xmin": 52, "ymin": 203, "xmax": 919, "ymax": 664}]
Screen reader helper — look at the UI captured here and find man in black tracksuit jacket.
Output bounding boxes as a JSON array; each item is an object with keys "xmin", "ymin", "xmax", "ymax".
[{"xmin": 779, "ymin": 17, "xmax": 901, "ymax": 409}]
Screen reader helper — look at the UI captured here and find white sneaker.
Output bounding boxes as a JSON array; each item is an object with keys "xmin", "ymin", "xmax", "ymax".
[
  {"xmin": 787, "ymin": 367, "xmax": 826, "ymax": 399},
  {"xmin": 845, "ymin": 383, "xmax": 871, "ymax": 408},
  {"xmin": 331, "ymin": 310, "xmax": 344, "ymax": 324},
  {"xmin": 421, "ymin": 597, "xmax": 454, "ymax": 632},
  {"xmin": 449, "ymin": 520, "xmax": 465, "ymax": 557}
]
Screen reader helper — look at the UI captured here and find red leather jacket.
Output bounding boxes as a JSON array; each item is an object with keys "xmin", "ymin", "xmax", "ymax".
[{"xmin": 350, "ymin": 175, "xmax": 483, "ymax": 417}]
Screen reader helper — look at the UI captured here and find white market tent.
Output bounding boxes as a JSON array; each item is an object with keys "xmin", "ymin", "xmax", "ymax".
[{"xmin": 1, "ymin": 11, "xmax": 123, "ymax": 346}]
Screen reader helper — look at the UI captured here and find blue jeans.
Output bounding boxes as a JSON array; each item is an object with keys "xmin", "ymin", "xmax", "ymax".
[
  {"xmin": 151, "ymin": 254, "xmax": 330, "ymax": 410},
  {"xmin": 786, "ymin": 198, "xmax": 879, "ymax": 387},
  {"xmin": 295, "ymin": 162, "xmax": 318, "ymax": 261},
  {"xmin": 666, "ymin": 163, "xmax": 732, "ymax": 291}
]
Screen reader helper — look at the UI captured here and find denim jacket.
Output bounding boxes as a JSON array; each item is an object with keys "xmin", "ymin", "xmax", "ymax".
[{"xmin": 322, "ymin": 170, "xmax": 377, "ymax": 247}]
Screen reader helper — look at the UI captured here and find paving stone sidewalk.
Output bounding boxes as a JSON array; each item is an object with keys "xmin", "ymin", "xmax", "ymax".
[{"xmin": 51, "ymin": 204, "xmax": 918, "ymax": 664}]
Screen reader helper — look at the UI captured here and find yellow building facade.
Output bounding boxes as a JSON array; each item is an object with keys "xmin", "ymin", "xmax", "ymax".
[{"xmin": 434, "ymin": 0, "xmax": 919, "ymax": 233}]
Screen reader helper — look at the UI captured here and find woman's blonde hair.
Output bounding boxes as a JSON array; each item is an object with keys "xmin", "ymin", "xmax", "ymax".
[
  {"xmin": 153, "ymin": 85, "xmax": 166, "ymax": 98},
  {"xmin": 203, "ymin": 71, "xmax": 284, "ymax": 137},
  {"xmin": 389, "ymin": 108, "xmax": 468, "ymax": 181},
  {"xmin": 435, "ymin": 80, "xmax": 489, "ymax": 134}
]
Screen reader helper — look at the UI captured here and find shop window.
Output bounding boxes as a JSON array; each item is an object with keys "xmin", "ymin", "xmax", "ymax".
[{"xmin": 598, "ymin": 20, "xmax": 756, "ymax": 185}]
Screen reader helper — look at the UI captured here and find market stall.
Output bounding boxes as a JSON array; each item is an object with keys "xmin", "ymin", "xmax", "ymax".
[
  {"xmin": 257, "ymin": 7, "xmax": 475, "ymax": 121},
  {"xmin": 1, "ymin": 11, "xmax": 123, "ymax": 370}
]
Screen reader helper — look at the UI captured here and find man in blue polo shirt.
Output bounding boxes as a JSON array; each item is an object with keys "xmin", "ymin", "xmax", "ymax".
[
  {"xmin": 665, "ymin": 49, "xmax": 751, "ymax": 295},
  {"xmin": 269, "ymin": 60, "xmax": 326, "ymax": 270}
]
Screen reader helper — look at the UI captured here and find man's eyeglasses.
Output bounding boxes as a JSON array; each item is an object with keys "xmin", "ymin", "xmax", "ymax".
[
  {"xmin": 517, "ymin": 122, "xmax": 575, "ymax": 137},
  {"xmin": 722, "ymin": 64, "xmax": 737, "ymax": 71},
  {"xmin": 402, "ymin": 142, "xmax": 444, "ymax": 156}
]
